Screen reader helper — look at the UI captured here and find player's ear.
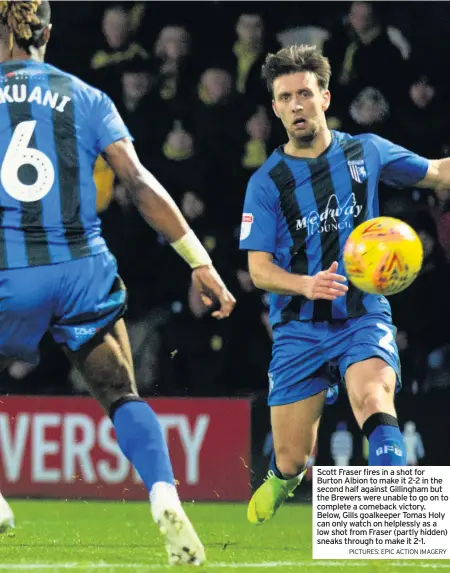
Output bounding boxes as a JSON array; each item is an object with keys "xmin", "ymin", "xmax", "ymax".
[
  {"xmin": 43, "ymin": 24, "xmax": 52, "ymax": 44},
  {"xmin": 322, "ymin": 89, "xmax": 331, "ymax": 112},
  {"xmin": 272, "ymin": 100, "xmax": 280, "ymax": 118}
]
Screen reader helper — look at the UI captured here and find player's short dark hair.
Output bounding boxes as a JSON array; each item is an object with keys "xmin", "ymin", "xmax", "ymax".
[
  {"xmin": 0, "ymin": 0, "xmax": 51, "ymax": 53},
  {"xmin": 262, "ymin": 44, "xmax": 331, "ymax": 95}
]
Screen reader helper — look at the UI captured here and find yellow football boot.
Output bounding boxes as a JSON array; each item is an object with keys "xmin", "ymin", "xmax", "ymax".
[{"xmin": 247, "ymin": 469, "xmax": 305, "ymax": 525}]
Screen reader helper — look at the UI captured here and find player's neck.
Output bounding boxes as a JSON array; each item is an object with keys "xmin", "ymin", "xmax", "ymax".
[
  {"xmin": 0, "ymin": 46, "xmax": 44, "ymax": 63},
  {"xmin": 284, "ymin": 128, "xmax": 332, "ymax": 159}
]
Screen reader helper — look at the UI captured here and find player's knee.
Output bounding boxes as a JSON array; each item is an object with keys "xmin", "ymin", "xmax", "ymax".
[
  {"xmin": 353, "ymin": 381, "xmax": 394, "ymax": 419},
  {"xmin": 99, "ymin": 362, "xmax": 139, "ymax": 412},
  {"xmin": 87, "ymin": 362, "xmax": 138, "ymax": 414},
  {"xmin": 275, "ymin": 446, "xmax": 310, "ymax": 478}
]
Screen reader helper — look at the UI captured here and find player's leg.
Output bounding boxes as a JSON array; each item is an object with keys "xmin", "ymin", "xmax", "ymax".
[
  {"xmin": 248, "ymin": 321, "xmax": 330, "ymax": 525},
  {"xmin": 0, "ymin": 266, "xmax": 57, "ymax": 535},
  {"xmin": 248, "ymin": 389, "xmax": 326, "ymax": 525},
  {"xmin": 270, "ymin": 391, "xmax": 325, "ymax": 477},
  {"xmin": 0, "ymin": 491, "xmax": 14, "ymax": 533},
  {"xmin": 336, "ymin": 314, "xmax": 406, "ymax": 466},
  {"xmin": 66, "ymin": 319, "xmax": 178, "ymax": 500},
  {"xmin": 345, "ymin": 358, "xmax": 405, "ymax": 465},
  {"xmin": 52, "ymin": 253, "xmax": 204, "ymax": 564},
  {"xmin": 0, "ymin": 359, "xmax": 15, "ymax": 533},
  {"xmin": 64, "ymin": 318, "xmax": 205, "ymax": 565},
  {"xmin": 65, "ymin": 317, "xmax": 137, "ymax": 409}
]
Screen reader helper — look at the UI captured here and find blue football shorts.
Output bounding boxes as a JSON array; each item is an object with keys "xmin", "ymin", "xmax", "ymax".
[
  {"xmin": 268, "ymin": 312, "xmax": 400, "ymax": 407},
  {"xmin": 0, "ymin": 251, "xmax": 127, "ymax": 364}
]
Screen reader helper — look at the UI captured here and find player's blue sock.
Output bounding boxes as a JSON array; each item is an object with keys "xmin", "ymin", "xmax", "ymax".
[
  {"xmin": 111, "ymin": 398, "xmax": 175, "ymax": 489},
  {"xmin": 270, "ymin": 452, "xmax": 309, "ymax": 479},
  {"xmin": 270, "ymin": 452, "xmax": 286, "ymax": 479},
  {"xmin": 363, "ymin": 413, "xmax": 406, "ymax": 466}
]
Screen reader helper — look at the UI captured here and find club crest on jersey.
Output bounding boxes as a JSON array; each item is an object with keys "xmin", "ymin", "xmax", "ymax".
[
  {"xmin": 240, "ymin": 213, "xmax": 253, "ymax": 241},
  {"xmin": 347, "ymin": 159, "xmax": 367, "ymax": 183}
]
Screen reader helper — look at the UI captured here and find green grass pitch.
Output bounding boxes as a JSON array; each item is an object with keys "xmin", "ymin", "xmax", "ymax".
[{"xmin": 0, "ymin": 501, "xmax": 449, "ymax": 572}]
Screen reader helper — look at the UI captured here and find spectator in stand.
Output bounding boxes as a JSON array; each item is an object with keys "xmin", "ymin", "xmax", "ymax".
[
  {"xmin": 148, "ymin": 121, "xmax": 214, "ymax": 209},
  {"xmin": 152, "ymin": 25, "xmax": 198, "ymax": 117},
  {"xmin": 188, "ymin": 67, "xmax": 253, "ymax": 154},
  {"xmin": 396, "ymin": 73, "xmax": 450, "ymax": 159},
  {"xmin": 115, "ymin": 54, "xmax": 164, "ymax": 158},
  {"xmin": 184, "ymin": 68, "xmax": 255, "ymax": 223},
  {"xmin": 218, "ymin": 12, "xmax": 279, "ymax": 108},
  {"xmin": 428, "ymin": 187, "xmax": 450, "ymax": 265},
  {"xmin": 156, "ymin": 182, "xmax": 234, "ymax": 306},
  {"xmin": 241, "ymin": 106, "xmax": 272, "ymax": 172},
  {"xmin": 345, "ymin": 85, "xmax": 395, "ymax": 139},
  {"xmin": 229, "ymin": 105, "xmax": 279, "ymax": 223},
  {"xmin": 90, "ymin": 5, "xmax": 148, "ymax": 100},
  {"xmin": 119, "ymin": 56, "xmax": 153, "ymax": 114},
  {"xmin": 147, "ymin": 119, "xmax": 236, "ymax": 305},
  {"xmin": 323, "ymin": 1, "xmax": 409, "ymax": 132}
]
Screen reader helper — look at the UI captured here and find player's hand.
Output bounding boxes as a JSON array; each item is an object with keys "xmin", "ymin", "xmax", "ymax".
[
  {"xmin": 191, "ymin": 265, "xmax": 236, "ymax": 319},
  {"xmin": 303, "ymin": 261, "xmax": 348, "ymax": 301}
]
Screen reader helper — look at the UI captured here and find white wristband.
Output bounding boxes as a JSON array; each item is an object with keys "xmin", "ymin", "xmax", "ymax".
[{"xmin": 170, "ymin": 229, "xmax": 212, "ymax": 269}]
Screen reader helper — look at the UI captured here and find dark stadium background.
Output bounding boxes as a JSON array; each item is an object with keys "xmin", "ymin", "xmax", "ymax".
[{"xmin": 1, "ymin": 1, "xmax": 450, "ymax": 484}]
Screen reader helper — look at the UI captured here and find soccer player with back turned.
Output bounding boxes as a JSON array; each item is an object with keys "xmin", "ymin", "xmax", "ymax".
[
  {"xmin": 0, "ymin": 1, "xmax": 236, "ymax": 565},
  {"xmin": 240, "ymin": 44, "xmax": 450, "ymax": 525}
]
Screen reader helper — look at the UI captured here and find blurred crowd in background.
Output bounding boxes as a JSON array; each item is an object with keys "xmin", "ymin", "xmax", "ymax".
[{"xmin": 2, "ymin": 1, "xmax": 450, "ymax": 408}]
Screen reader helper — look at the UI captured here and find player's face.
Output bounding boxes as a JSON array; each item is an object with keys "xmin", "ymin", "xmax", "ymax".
[{"xmin": 272, "ymin": 72, "xmax": 330, "ymax": 146}]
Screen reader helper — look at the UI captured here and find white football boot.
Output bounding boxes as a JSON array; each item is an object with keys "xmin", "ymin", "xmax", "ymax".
[
  {"xmin": 150, "ymin": 482, "xmax": 205, "ymax": 566},
  {"xmin": 0, "ymin": 494, "xmax": 14, "ymax": 533}
]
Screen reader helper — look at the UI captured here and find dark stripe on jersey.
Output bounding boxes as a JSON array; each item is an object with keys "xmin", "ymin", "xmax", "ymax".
[
  {"xmin": 339, "ymin": 139, "xmax": 368, "ymax": 317},
  {"xmin": 269, "ymin": 160, "xmax": 308, "ymax": 323},
  {"xmin": 48, "ymin": 74, "xmax": 90, "ymax": 258},
  {"xmin": 0, "ymin": 65, "xmax": 7, "ymax": 268},
  {"xmin": 307, "ymin": 158, "xmax": 339, "ymax": 322},
  {"xmin": 6, "ymin": 62, "xmax": 51, "ymax": 266}
]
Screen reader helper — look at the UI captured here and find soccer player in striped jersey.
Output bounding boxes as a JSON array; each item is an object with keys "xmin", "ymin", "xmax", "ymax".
[
  {"xmin": 240, "ymin": 44, "xmax": 450, "ymax": 525},
  {"xmin": 0, "ymin": 1, "xmax": 236, "ymax": 564}
]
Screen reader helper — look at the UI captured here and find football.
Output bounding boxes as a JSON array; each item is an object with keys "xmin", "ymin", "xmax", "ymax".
[{"xmin": 343, "ymin": 217, "xmax": 423, "ymax": 296}]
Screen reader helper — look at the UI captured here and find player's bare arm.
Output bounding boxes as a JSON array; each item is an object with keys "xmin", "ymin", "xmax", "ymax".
[
  {"xmin": 104, "ymin": 137, "xmax": 236, "ymax": 319},
  {"xmin": 416, "ymin": 158, "xmax": 450, "ymax": 190},
  {"xmin": 248, "ymin": 251, "xmax": 348, "ymax": 300}
]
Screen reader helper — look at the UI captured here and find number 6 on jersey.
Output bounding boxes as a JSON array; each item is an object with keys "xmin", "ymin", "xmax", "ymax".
[{"xmin": 1, "ymin": 120, "xmax": 55, "ymax": 202}]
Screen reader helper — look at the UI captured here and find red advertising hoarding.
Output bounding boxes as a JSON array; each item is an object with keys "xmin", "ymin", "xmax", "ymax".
[{"xmin": 0, "ymin": 396, "xmax": 251, "ymax": 501}]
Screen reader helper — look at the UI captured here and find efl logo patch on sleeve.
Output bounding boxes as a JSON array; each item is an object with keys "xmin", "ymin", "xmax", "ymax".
[{"xmin": 240, "ymin": 213, "xmax": 254, "ymax": 240}]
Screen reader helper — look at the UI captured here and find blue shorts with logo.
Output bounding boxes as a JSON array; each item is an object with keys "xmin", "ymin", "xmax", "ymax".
[
  {"xmin": 268, "ymin": 312, "xmax": 400, "ymax": 406},
  {"xmin": 0, "ymin": 251, "xmax": 127, "ymax": 364}
]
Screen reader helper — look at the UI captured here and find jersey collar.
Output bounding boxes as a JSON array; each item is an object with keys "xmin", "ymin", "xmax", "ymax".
[{"xmin": 276, "ymin": 130, "xmax": 336, "ymax": 162}]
